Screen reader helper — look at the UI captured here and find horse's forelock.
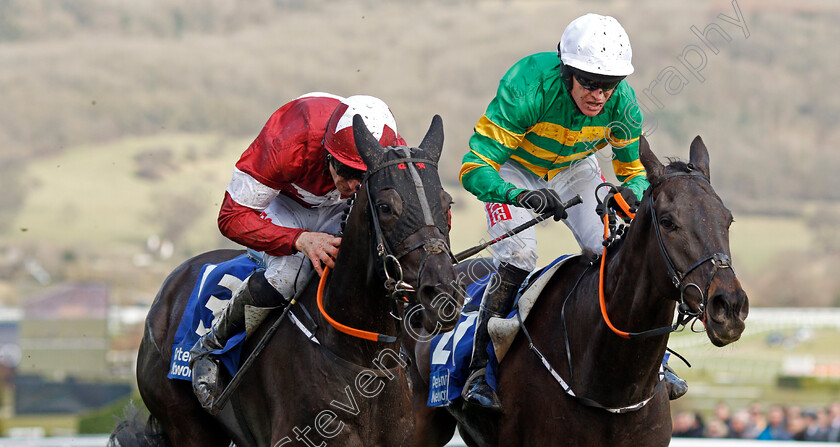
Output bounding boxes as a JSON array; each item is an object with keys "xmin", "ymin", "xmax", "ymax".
[{"xmin": 664, "ymin": 158, "xmax": 692, "ymax": 174}]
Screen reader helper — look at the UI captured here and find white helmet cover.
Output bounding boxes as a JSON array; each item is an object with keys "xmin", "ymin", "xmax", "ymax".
[
  {"xmin": 559, "ymin": 13, "xmax": 634, "ymax": 76},
  {"xmin": 324, "ymin": 95, "xmax": 401, "ymax": 171}
]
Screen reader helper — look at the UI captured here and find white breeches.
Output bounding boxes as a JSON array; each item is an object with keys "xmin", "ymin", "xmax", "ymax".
[
  {"xmin": 484, "ymin": 155, "xmax": 607, "ymax": 272},
  {"xmin": 251, "ymin": 194, "xmax": 348, "ymax": 299}
]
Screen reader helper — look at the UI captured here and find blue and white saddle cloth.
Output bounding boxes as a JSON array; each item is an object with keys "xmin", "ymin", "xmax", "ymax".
[
  {"xmin": 427, "ymin": 255, "xmax": 573, "ymax": 407},
  {"xmin": 168, "ymin": 253, "xmax": 260, "ymax": 381}
]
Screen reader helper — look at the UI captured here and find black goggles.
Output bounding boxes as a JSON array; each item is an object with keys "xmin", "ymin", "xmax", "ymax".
[{"xmin": 572, "ymin": 70, "xmax": 624, "ymax": 92}]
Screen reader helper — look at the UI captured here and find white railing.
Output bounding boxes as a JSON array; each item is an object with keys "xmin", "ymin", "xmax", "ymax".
[
  {"xmin": 0, "ymin": 436, "xmax": 109, "ymax": 446},
  {"xmin": 669, "ymin": 307, "xmax": 840, "ymax": 350}
]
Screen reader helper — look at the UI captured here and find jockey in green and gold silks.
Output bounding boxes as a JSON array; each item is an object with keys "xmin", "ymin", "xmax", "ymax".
[
  {"xmin": 460, "ymin": 52, "xmax": 648, "ymax": 208},
  {"xmin": 458, "ymin": 13, "xmax": 686, "ymax": 413}
]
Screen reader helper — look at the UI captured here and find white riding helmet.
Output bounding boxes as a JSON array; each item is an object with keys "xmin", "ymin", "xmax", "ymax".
[{"xmin": 558, "ymin": 13, "xmax": 634, "ymax": 77}]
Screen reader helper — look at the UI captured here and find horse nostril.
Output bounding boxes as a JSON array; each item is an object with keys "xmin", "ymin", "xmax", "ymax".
[
  {"xmin": 707, "ymin": 293, "xmax": 729, "ymax": 324},
  {"xmin": 708, "ymin": 289, "xmax": 748, "ymax": 324},
  {"xmin": 737, "ymin": 289, "xmax": 749, "ymax": 321}
]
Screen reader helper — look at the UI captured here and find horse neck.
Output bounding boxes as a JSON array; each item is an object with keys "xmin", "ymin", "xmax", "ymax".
[
  {"xmin": 320, "ymin": 194, "xmax": 400, "ymax": 362},
  {"xmin": 575, "ymin": 204, "xmax": 677, "ymax": 401},
  {"xmin": 604, "ymin": 206, "xmax": 678, "ymax": 330}
]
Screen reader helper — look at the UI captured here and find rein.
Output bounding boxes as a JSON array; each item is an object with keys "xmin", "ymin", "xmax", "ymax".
[
  {"xmin": 316, "ymin": 266, "xmax": 402, "ymax": 343},
  {"xmin": 316, "ymin": 149, "xmax": 453, "ymax": 343},
  {"xmin": 517, "ymin": 262, "xmax": 666, "ymax": 414}
]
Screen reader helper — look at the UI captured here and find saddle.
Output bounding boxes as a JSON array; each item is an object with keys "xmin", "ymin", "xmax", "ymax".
[{"xmin": 487, "ymin": 254, "xmax": 578, "ymax": 361}]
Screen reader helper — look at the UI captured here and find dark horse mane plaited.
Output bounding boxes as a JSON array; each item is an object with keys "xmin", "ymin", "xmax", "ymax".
[
  {"xmin": 111, "ymin": 115, "xmax": 460, "ymax": 447},
  {"xmin": 404, "ymin": 135, "xmax": 749, "ymax": 447}
]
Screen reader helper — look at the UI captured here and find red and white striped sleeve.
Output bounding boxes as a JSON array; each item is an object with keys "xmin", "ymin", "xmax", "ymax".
[{"xmin": 217, "ymin": 95, "xmax": 340, "ymax": 256}]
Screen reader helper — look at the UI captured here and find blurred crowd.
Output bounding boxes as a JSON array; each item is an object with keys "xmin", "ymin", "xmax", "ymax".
[{"xmin": 673, "ymin": 401, "xmax": 840, "ymax": 441}]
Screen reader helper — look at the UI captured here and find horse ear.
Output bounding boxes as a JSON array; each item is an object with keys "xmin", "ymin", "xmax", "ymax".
[
  {"xmin": 352, "ymin": 114, "xmax": 387, "ymax": 170},
  {"xmin": 418, "ymin": 115, "xmax": 444, "ymax": 163},
  {"xmin": 638, "ymin": 135, "xmax": 665, "ymax": 182},
  {"xmin": 689, "ymin": 135, "xmax": 711, "ymax": 180}
]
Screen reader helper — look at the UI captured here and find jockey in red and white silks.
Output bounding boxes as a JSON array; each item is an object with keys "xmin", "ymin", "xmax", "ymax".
[
  {"xmin": 218, "ymin": 92, "xmax": 405, "ymax": 299},
  {"xmin": 189, "ymin": 92, "xmax": 405, "ymax": 410}
]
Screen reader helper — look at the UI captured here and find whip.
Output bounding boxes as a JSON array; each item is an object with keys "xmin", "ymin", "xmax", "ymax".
[{"xmin": 453, "ymin": 194, "xmax": 583, "ymax": 263}]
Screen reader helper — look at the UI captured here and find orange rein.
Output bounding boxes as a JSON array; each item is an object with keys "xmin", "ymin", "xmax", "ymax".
[
  {"xmin": 598, "ymin": 192, "xmax": 636, "ymax": 340},
  {"xmin": 316, "ymin": 266, "xmax": 401, "ymax": 343}
]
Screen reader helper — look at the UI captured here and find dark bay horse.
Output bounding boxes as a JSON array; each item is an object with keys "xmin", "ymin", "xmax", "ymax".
[
  {"xmin": 111, "ymin": 115, "xmax": 460, "ymax": 447},
  {"xmin": 405, "ymin": 136, "xmax": 749, "ymax": 447}
]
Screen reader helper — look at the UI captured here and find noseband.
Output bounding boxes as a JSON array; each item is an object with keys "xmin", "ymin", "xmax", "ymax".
[{"xmin": 317, "ymin": 147, "xmax": 453, "ymax": 343}]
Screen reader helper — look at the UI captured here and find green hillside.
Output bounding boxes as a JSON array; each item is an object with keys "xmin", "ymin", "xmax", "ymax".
[
  {"xmin": 10, "ymin": 133, "xmax": 243, "ymax": 252},
  {"xmin": 4, "ymin": 131, "xmax": 830, "ymax": 308}
]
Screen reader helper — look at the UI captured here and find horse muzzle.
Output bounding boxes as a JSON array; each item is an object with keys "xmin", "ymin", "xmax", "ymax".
[{"xmin": 704, "ymin": 275, "xmax": 749, "ymax": 346}]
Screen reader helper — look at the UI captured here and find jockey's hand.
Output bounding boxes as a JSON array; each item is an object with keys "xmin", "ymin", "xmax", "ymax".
[
  {"xmin": 295, "ymin": 231, "xmax": 341, "ymax": 276},
  {"xmin": 516, "ymin": 188, "xmax": 567, "ymax": 221},
  {"xmin": 608, "ymin": 186, "xmax": 640, "ymax": 219}
]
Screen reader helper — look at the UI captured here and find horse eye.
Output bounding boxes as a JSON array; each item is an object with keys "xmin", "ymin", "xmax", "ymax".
[
  {"xmin": 660, "ymin": 217, "xmax": 676, "ymax": 231},
  {"xmin": 377, "ymin": 203, "xmax": 392, "ymax": 214}
]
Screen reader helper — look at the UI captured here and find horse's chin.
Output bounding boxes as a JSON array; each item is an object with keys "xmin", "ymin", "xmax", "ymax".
[
  {"xmin": 706, "ymin": 321, "xmax": 745, "ymax": 347},
  {"xmin": 415, "ymin": 281, "xmax": 462, "ymax": 334}
]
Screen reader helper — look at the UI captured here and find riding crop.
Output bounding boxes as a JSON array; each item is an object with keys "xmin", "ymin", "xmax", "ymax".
[{"xmin": 453, "ymin": 194, "xmax": 583, "ymax": 263}]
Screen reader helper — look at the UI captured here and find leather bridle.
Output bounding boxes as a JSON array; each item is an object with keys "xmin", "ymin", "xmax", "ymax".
[
  {"xmin": 317, "ymin": 147, "xmax": 454, "ymax": 342},
  {"xmin": 645, "ymin": 168, "xmax": 733, "ymax": 333}
]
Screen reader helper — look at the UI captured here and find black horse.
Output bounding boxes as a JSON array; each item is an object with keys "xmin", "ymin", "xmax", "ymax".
[
  {"xmin": 405, "ymin": 136, "xmax": 749, "ymax": 447},
  {"xmin": 111, "ymin": 115, "xmax": 461, "ymax": 447}
]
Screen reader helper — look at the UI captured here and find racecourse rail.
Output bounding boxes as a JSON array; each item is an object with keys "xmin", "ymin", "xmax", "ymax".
[
  {"xmin": 668, "ymin": 307, "xmax": 840, "ymax": 350},
  {"xmin": 0, "ymin": 436, "xmax": 838, "ymax": 446}
]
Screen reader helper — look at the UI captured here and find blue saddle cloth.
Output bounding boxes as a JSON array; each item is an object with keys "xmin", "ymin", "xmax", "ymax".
[
  {"xmin": 167, "ymin": 253, "xmax": 260, "ymax": 381},
  {"xmin": 427, "ymin": 255, "xmax": 570, "ymax": 407}
]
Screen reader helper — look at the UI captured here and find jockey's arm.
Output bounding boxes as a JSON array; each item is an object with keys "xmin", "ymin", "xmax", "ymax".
[
  {"xmin": 460, "ymin": 56, "xmax": 550, "ymax": 206},
  {"xmin": 218, "ymin": 190, "xmax": 341, "ymax": 276},
  {"xmin": 459, "ymin": 143, "xmax": 523, "ymax": 205},
  {"xmin": 607, "ymin": 87, "xmax": 649, "ymax": 201},
  {"xmin": 217, "ymin": 191, "xmax": 305, "ymax": 257},
  {"xmin": 609, "ymin": 137, "xmax": 649, "ymax": 201},
  {"xmin": 459, "ymin": 98, "xmax": 531, "ymax": 205}
]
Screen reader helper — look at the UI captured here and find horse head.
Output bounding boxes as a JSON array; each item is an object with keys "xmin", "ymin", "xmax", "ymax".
[
  {"xmin": 639, "ymin": 135, "xmax": 749, "ymax": 346},
  {"xmin": 352, "ymin": 114, "xmax": 461, "ymax": 334}
]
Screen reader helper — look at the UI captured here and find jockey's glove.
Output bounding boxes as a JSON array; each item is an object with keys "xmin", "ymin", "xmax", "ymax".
[
  {"xmin": 516, "ymin": 188, "xmax": 568, "ymax": 221},
  {"xmin": 608, "ymin": 186, "xmax": 640, "ymax": 219}
]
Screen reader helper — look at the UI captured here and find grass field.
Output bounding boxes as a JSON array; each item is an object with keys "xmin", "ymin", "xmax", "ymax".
[
  {"xmin": 6, "ymin": 133, "xmax": 247, "ymax": 254},
  {"xmin": 0, "ymin": 132, "xmax": 817, "ymax": 304}
]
